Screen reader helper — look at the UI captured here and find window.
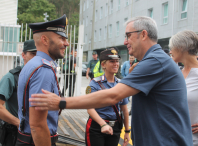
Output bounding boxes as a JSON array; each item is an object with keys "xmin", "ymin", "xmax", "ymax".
[
  {"xmin": 162, "ymin": 2, "xmax": 168, "ymax": 24},
  {"xmin": 95, "ymin": 10, "xmax": 98, "ymax": 22},
  {"xmin": 104, "ymin": 26, "xmax": 107, "ymax": 39},
  {"xmin": 109, "ymin": 24, "xmax": 112, "ymax": 38},
  {"xmin": 116, "ymin": 21, "xmax": 119, "ymax": 36},
  {"xmin": 0, "ymin": 26, "xmax": 20, "ymax": 52},
  {"xmin": 83, "ymin": 19, "xmax": 85, "ymax": 25},
  {"xmin": 148, "ymin": 8, "xmax": 153, "ymax": 18},
  {"xmin": 94, "ymin": 30, "xmax": 97, "ymax": 42},
  {"xmin": 117, "ymin": 0, "xmax": 120, "ymax": 10},
  {"xmin": 110, "ymin": 0, "xmax": 113, "ymax": 14},
  {"xmin": 99, "ymin": 29, "xmax": 102, "ymax": 41},
  {"xmin": 105, "ymin": 3, "xmax": 108, "ymax": 17},
  {"xmin": 87, "ymin": 0, "xmax": 89, "ymax": 8},
  {"xmin": 181, "ymin": 0, "xmax": 187, "ymax": 19},
  {"xmin": 86, "ymin": 16, "xmax": 88, "ymax": 26},
  {"xmin": 124, "ymin": 17, "xmax": 128, "ymax": 22},
  {"xmin": 126, "ymin": 0, "xmax": 129, "ymax": 6},
  {"xmin": 100, "ymin": 7, "xmax": 103, "ymax": 19},
  {"xmin": 83, "ymin": 1, "xmax": 86, "ymax": 11}
]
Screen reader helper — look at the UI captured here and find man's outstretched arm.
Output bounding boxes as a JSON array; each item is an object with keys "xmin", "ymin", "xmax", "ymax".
[{"xmin": 30, "ymin": 83, "xmax": 140, "ymax": 110}]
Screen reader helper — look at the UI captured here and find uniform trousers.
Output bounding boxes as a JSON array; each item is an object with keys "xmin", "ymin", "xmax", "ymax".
[
  {"xmin": 15, "ymin": 140, "xmax": 56, "ymax": 146},
  {"xmin": 2, "ymin": 124, "xmax": 17, "ymax": 146},
  {"xmin": 85, "ymin": 118, "xmax": 121, "ymax": 146}
]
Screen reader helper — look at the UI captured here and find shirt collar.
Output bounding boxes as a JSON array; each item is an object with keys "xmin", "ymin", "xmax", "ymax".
[
  {"xmin": 36, "ymin": 51, "xmax": 57, "ymax": 67},
  {"xmin": 142, "ymin": 44, "xmax": 162, "ymax": 60},
  {"xmin": 101, "ymin": 74, "xmax": 119, "ymax": 83}
]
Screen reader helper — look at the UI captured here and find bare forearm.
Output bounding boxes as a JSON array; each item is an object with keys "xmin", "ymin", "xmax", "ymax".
[
  {"xmin": 121, "ymin": 105, "xmax": 129, "ymax": 130},
  {"xmin": 30, "ymin": 84, "xmax": 139, "ymax": 111},
  {"xmin": 87, "ymin": 109, "xmax": 106, "ymax": 126},
  {"xmin": 123, "ymin": 111, "xmax": 129, "ymax": 130},
  {"xmin": 30, "ymin": 124, "xmax": 51, "ymax": 146},
  {"xmin": 67, "ymin": 89, "xmax": 118, "ymax": 109},
  {"xmin": 86, "ymin": 68, "xmax": 90, "ymax": 75},
  {"xmin": 29, "ymin": 107, "xmax": 50, "ymax": 146},
  {"xmin": 0, "ymin": 104, "xmax": 20, "ymax": 127}
]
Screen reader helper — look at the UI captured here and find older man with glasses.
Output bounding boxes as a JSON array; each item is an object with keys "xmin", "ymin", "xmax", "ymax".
[{"xmin": 30, "ymin": 16, "xmax": 193, "ymax": 146}]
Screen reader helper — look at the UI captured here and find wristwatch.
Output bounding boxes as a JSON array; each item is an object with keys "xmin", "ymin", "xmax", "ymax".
[
  {"xmin": 125, "ymin": 129, "xmax": 131, "ymax": 133},
  {"xmin": 59, "ymin": 98, "xmax": 66, "ymax": 109}
]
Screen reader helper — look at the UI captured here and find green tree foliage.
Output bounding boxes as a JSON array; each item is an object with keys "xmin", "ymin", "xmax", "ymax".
[
  {"xmin": 48, "ymin": 0, "xmax": 80, "ymax": 47},
  {"xmin": 18, "ymin": 0, "xmax": 57, "ymax": 41},
  {"xmin": 17, "ymin": 0, "xmax": 80, "ymax": 46}
]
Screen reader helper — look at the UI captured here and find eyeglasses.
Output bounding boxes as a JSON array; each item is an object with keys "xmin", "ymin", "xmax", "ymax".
[{"xmin": 125, "ymin": 30, "xmax": 143, "ymax": 40}]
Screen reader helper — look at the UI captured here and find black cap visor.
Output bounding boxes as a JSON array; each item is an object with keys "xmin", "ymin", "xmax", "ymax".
[
  {"xmin": 25, "ymin": 48, "xmax": 37, "ymax": 52},
  {"xmin": 55, "ymin": 31, "xmax": 68, "ymax": 39}
]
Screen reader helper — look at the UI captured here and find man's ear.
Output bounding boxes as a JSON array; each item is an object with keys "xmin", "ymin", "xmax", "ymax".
[
  {"xmin": 41, "ymin": 35, "xmax": 49, "ymax": 46},
  {"xmin": 142, "ymin": 30, "xmax": 148, "ymax": 41},
  {"xmin": 21, "ymin": 52, "xmax": 25, "ymax": 60}
]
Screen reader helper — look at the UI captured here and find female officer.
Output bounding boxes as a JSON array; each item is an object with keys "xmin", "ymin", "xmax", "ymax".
[{"xmin": 85, "ymin": 48, "xmax": 130, "ymax": 146}]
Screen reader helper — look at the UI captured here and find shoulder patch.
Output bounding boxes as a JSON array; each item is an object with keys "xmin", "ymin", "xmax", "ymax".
[
  {"xmin": 93, "ymin": 76, "xmax": 101, "ymax": 82},
  {"xmin": 42, "ymin": 59, "xmax": 52, "ymax": 67},
  {"xmin": 86, "ymin": 86, "xmax": 92, "ymax": 94}
]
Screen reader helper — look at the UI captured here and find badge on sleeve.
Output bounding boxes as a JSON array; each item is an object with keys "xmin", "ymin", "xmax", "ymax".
[{"xmin": 86, "ymin": 86, "xmax": 91, "ymax": 94}]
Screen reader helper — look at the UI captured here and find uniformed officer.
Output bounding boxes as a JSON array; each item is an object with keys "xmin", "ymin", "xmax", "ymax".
[
  {"xmin": 62, "ymin": 48, "xmax": 77, "ymax": 96},
  {"xmin": 16, "ymin": 15, "xmax": 69, "ymax": 146},
  {"xmin": 93, "ymin": 47, "xmax": 120, "ymax": 78},
  {"xmin": 85, "ymin": 48, "xmax": 130, "ymax": 146},
  {"xmin": 86, "ymin": 51, "xmax": 99, "ymax": 79},
  {"xmin": 0, "ymin": 40, "xmax": 37, "ymax": 146},
  {"xmin": 93, "ymin": 60, "xmax": 103, "ymax": 78}
]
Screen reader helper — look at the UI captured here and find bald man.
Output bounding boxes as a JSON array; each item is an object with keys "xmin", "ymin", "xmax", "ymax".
[{"xmin": 16, "ymin": 15, "xmax": 69, "ymax": 146}]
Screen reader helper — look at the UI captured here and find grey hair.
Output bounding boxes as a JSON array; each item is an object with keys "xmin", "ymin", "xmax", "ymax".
[
  {"xmin": 125, "ymin": 16, "xmax": 158, "ymax": 42},
  {"xmin": 169, "ymin": 30, "xmax": 198, "ymax": 55}
]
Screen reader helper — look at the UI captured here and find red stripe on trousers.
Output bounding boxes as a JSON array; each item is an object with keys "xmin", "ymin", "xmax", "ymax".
[{"xmin": 86, "ymin": 118, "xmax": 92, "ymax": 146}]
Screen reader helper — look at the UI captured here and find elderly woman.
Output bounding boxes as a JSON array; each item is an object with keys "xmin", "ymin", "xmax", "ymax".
[
  {"xmin": 85, "ymin": 48, "xmax": 130, "ymax": 146},
  {"xmin": 169, "ymin": 30, "xmax": 198, "ymax": 145}
]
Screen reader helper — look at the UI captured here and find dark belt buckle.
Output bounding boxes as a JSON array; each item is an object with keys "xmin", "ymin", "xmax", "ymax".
[{"xmin": 108, "ymin": 121, "xmax": 115, "ymax": 127}]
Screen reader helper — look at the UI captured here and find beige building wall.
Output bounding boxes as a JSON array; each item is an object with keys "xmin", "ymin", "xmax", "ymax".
[{"xmin": 0, "ymin": 0, "xmax": 18, "ymax": 24}]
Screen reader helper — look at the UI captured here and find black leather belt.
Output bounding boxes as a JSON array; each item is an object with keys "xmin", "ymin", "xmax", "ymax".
[{"xmin": 17, "ymin": 130, "xmax": 58, "ymax": 145}]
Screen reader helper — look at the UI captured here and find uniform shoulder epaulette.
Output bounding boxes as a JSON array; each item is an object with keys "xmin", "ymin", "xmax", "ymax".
[
  {"xmin": 9, "ymin": 66, "xmax": 22, "ymax": 74},
  {"xmin": 42, "ymin": 59, "xmax": 52, "ymax": 67},
  {"xmin": 93, "ymin": 76, "xmax": 101, "ymax": 82}
]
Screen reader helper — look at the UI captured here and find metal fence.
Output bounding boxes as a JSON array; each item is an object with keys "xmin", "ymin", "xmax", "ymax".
[{"xmin": 0, "ymin": 23, "xmax": 84, "ymax": 97}]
